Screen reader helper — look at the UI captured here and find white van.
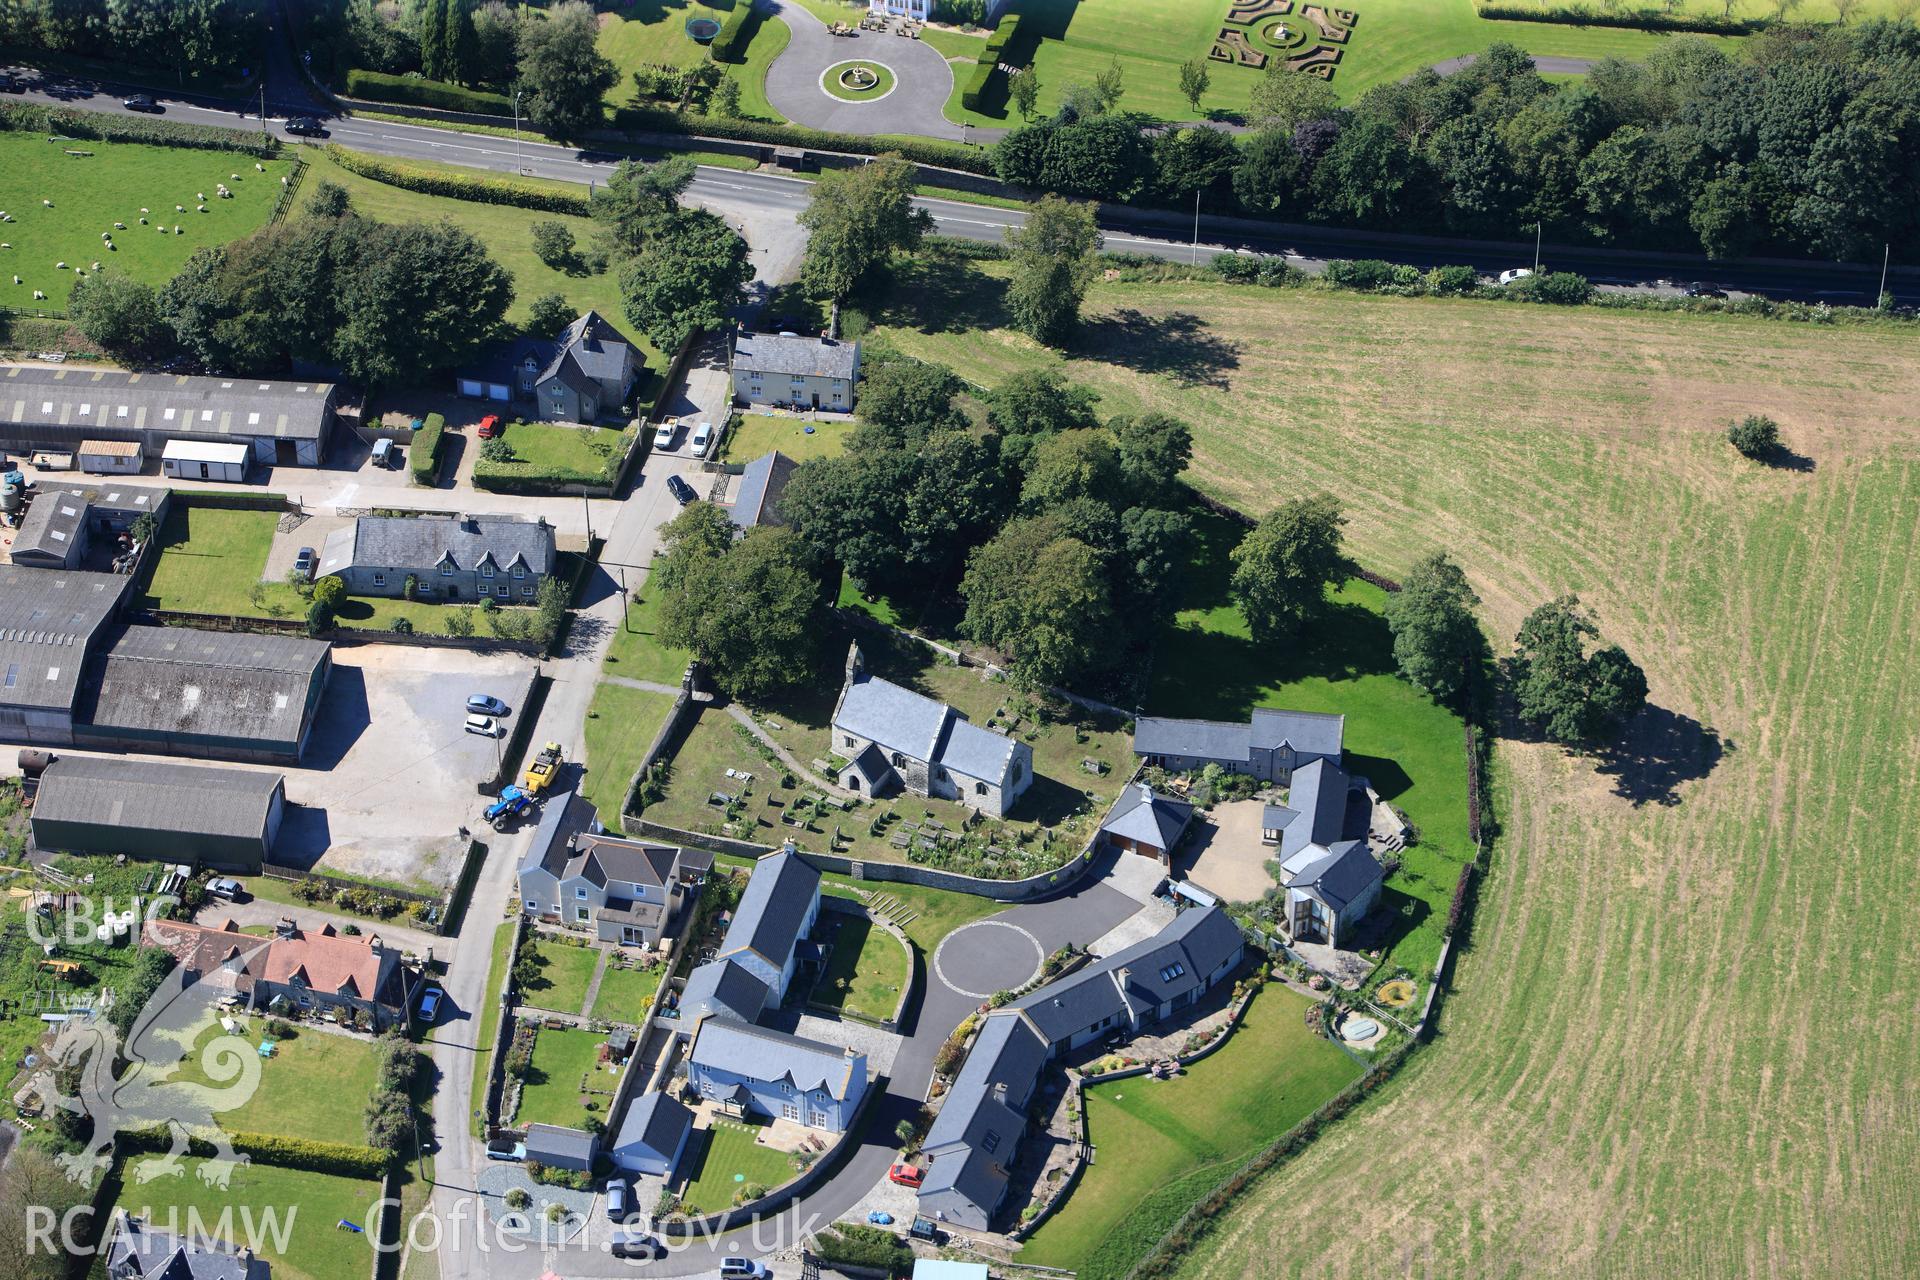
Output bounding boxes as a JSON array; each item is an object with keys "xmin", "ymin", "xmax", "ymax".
[{"xmin": 689, "ymin": 421, "xmax": 713, "ymax": 454}]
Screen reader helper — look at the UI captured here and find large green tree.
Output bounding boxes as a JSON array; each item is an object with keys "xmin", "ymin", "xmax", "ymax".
[
  {"xmin": 591, "ymin": 155, "xmax": 695, "ymax": 256},
  {"xmin": 1509, "ymin": 595, "xmax": 1648, "ymax": 745},
  {"xmin": 619, "ymin": 208, "xmax": 753, "ymax": 352},
  {"xmin": 656, "ymin": 509, "xmax": 821, "ymax": 700},
  {"xmin": 1019, "ymin": 429, "xmax": 1125, "ymax": 513},
  {"xmin": 1383, "ymin": 552, "xmax": 1482, "ymax": 704},
  {"xmin": 961, "ymin": 515, "xmax": 1114, "ymax": 690},
  {"xmin": 1005, "ymin": 193, "xmax": 1102, "ymax": 346},
  {"xmin": 853, "ymin": 356, "xmax": 967, "ymax": 442},
  {"xmin": 515, "ymin": 0, "xmax": 616, "ymax": 141},
  {"xmin": 1110, "ymin": 410, "xmax": 1193, "ymax": 501},
  {"xmin": 67, "ymin": 272, "xmax": 169, "ymax": 360},
  {"xmin": 986, "ymin": 368, "xmax": 1101, "ymax": 471},
  {"xmin": 798, "ymin": 155, "xmax": 933, "ymax": 302},
  {"xmin": 1229, "ymin": 493, "xmax": 1347, "ymax": 641}
]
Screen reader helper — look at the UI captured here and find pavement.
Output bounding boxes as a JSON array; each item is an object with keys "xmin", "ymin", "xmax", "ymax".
[{"xmin": 760, "ymin": 1, "xmax": 978, "ymax": 143}]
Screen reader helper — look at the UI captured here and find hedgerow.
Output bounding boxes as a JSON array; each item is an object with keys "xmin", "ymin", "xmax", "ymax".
[
  {"xmin": 344, "ymin": 69, "xmax": 514, "ymax": 115},
  {"xmin": 0, "ymin": 103, "xmax": 277, "ymax": 156},
  {"xmin": 1474, "ymin": 3, "xmax": 1764, "ymax": 35},
  {"xmin": 120, "ymin": 1127, "xmax": 389, "ymax": 1177},
  {"xmin": 322, "ymin": 145, "xmax": 591, "ymax": 215},
  {"xmin": 410, "ymin": 413, "xmax": 445, "ymax": 486}
]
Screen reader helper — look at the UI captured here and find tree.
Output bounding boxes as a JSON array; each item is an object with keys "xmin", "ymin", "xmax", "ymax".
[
  {"xmin": 515, "ymin": 0, "xmax": 616, "ymax": 141},
  {"xmin": 590, "ymin": 155, "xmax": 695, "ymax": 256},
  {"xmin": 1152, "ymin": 126, "xmax": 1241, "ymax": 200},
  {"xmin": 309, "ymin": 180, "xmax": 352, "ymax": 218},
  {"xmin": 305, "ymin": 600, "xmax": 334, "ymax": 637},
  {"xmin": 987, "ymin": 368, "xmax": 1101, "ymax": 470},
  {"xmin": 961, "ymin": 516, "xmax": 1114, "ymax": 689},
  {"xmin": 1233, "ymin": 127, "xmax": 1311, "ymax": 217},
  {"xmin": 855, "ymin": 356, "xmax": 966, "ymax": 441},
  {"xmin": 1110, "ymin": 411, "xmax": 1193, "ymax": 500},
  {"xmin": 67, "ymin": 272, "xmax": 168, "ymax": 360},
  {"xmin": 1250, "ymin": 65, "xmax": 1338, "ymax": 133},
  {"xmin": 1383, "ymin": 552, "xmax": 1481, "ymax": 703},
  {"xmin": 418, "ymin": 0, "xmax": 449, "ymax": 81},
  {"xmin": 1726, "ymin": 413, "xmax": 1780, "ymax": 458},
  {"xmin": 657, "ymin": 516, "xmax": 822, "ymax": 700},
  {"xmin": 0, "ymin": 1147, "xmax": 87, "ymax": 1280},
  {"xmin": 1009, "ymin": 67, "xmax": 1040, "ymax": 120},
  {"xmin": 1020, "ymin": 429, "xmax": 1125, "ymax": 513},
  {"xmin": 1179, "ymin": 58, "xmax": 1211, "ymax": 115},
  {"xmin": 619, "ymin": 208, "xmax": 753, "ymax": 352},
  {"xmin": 1313, "ymin": 116, "xmax": 1425, "ymax": 226},
  {"xmin": 710, "ymin": 73, "xmax": 742, "ymax": 118},
  {"xmin": 468, "ymin": 1, "xmax": 519, "ymax": 85},
  {"xmin": 312, "ymin": 575, "xmax": 347, "ymax": 610},
  {"xmin": 1042, "ymin": 115, "xmax": 1152, "ymax": 201},
  {"xmin": 1509, "ymin": 595, "xmax": 1647, "ymax": 745},
  {"xmin": 1004, "ymin": 193, "xmax": 1101, "ymax": 346},
  {"xmin": 107, "ymin": 946, "xmax": 175, "ymax": 1043},
  {"xmin": 1093, "ymin": 57, "xmax": 1125, "ymax": 112},
  {"xmin": 330, "ymin": 219, "xmax": 514, "ymax": 388},
  {"xmin": 530, "ymin": 220, "xmax": 575, "ymax": 268},
  {"xmin": 1119, "ymin": 505, "xmax": 1193, "ymax": 611},
  {"xmin": 528, "ymin": 291, "xmax": 575, "ymax": 336},
  {"xmin": 798, "ymin": 155, "xmax": 933, "ymax": 302},
  {"xmin": 1229, "ymin": 493, "xmax": 1346, "ymax": 640},
  {"xmin": 782, "ymin": 447, "xmax": 919, "ymax": 590}
]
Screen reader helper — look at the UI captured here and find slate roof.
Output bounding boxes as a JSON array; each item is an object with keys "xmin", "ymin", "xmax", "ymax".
[
  {"xmin": 689, "ymin": 1017, "xmax": 861, "ymax": 1099},
  {"xmin": 318, "ymin": 514, "xmax": 555, "ymax": 579},
  {"xmin": 87, "ymin": 626, "xmax": 329, "ymax": 748},
  {"xmin": 680, "ymin": 959, "xmax": 769, "ymax": 1027},
  {"xmin": 1131, "ymin": 716, "xmax": 1252, "ymax": 764},
  {"xmin": 924, "ymin": 1013, "xmax": 1048, "ymax": 1154},
  {"xmin": 613, "ymin": 1090, "xmax": 692, "ymax": 1162},
  {"xmin": 0, "ymin": 564, "xmax": 127, "ymax": 711},
  {"xmin": 840, "ymin": 742, "xmax": 895, "ymax": 793},
  {"xmin": 519, "ymin": 788, "xmax": 602, "ymax": 880},
  {"xmin": 525, "ymin": 1123, "xmax": 599, "ymax": 1165},
  {"xmin": 940, "ymin": 717, "xmax": 1020, "ymax": 787},
  {"xmin": 1, "ymin": 364, "xmax": 334, "ymax": 442},
  {"xmin": 107, "ymin": 1213, "xmax": 267, "ymax": 1280},
  {"xmin": 1272, "ymin": 758, "xmax": 1360, "ymax": 863},
  {"xmin": 574, "ymin": 837, "xmax": 682, "ymax": 891},
  {"xmin": 834, "ymin": 663, "xmax": 1019, "ymax": 787},
  {"xmin": 1099, "ymin": 782, "xmax": 1194, "ymax": 852},
  {"xmin": 717, "ymin": 848, "xmax": 820, "ymax": 971},
  {"xmin": 11, "ymin": 481, "xmax": 166, "ymax": 564},
  {"xmin": 727, "ymin": 450, "xmax": 798, "ymax": 529},
  {"xmin": 1249, "ymin": 708, "xmax": 1346, "ymax": 758},
  {"xmin": 462, "ymin": 310, "xmax": 636, "ymax": 393},
  {"xmin": 1281, "ymin": 840, "xmax": 1382, "ymax": 912},
  {"xmin": 1008, "ymin": 905, "xmax": 1244, "ymax": 1045},
  {"xmin": 733, "ymin": 332, "xmax": 859, "ymax": 380},
  {"xmin": 32, "ymin": 756, "xmax": 282, "ymax": 843}
]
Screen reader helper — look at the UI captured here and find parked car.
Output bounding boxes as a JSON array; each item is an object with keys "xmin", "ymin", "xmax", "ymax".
[
  {"xmin": 1497, "ymin": 268, "xmax": 1534, "ymax": 286},
  {"xmin": 886, "ymin": 1161, "xmax": 924, "ymax": 1189},
  {"xmin": 466, "ymin": 694, "xmax": 509, "ymax": 717},
  {"xmin": 477, "ymin": 414, "xmax": 502, "ymax": 440},
  {"xmin": 292, "ymin": 546, "xmax": 316, "ymax": 581},
  {"xmin": 604, "ymin": 1180, "xmax": 628, "ymax": 1222},
  {"xmin": 484, "ymin": 1137, "xmax": 525, "ymax": 1162},
  {"xmin": 652, "ymin": 420, "xmax": 678, "ymax": 451},
  {"xmin": 417, "ymin": 985, "xmax": 443, "ymax": 1023},
  {"xmin": 666, "ymin": 474, "xmax": 696, "ymax": 506},
  {"xmin": 1684, "ymin": 281, "xmax": 1728, "ymax": 299},
  {"xmin": 123, "ymin": 94, "xmax": 161, "ymax": 113},
  {"xmin": 0, "ymin": 73, "xmax": 23, "ymax": 94},
  {"xmin": 689, "ymin": 421, "xmax": 713, "ymax": 454},
  {"xmin": 718, "ymin": 1260, "xmax": 770, "ymax": 1279},
  {"xmin": 206, "ymin": 877, "xmax": 245, "ymax": 902},
  {"xmin": 606, "ymin": 1231, "xmax": 663, "ymax": 1260},
  {"xmin": 371, "ymin": 438, "xmax": 398, "ymax": 468},
  {"xmin": 284, "ymin": 116, "xmax": 326, "ymax": 137},
  {"xmin": 464, "ymin": 714, "xmax": 502, "ymax": 737}
]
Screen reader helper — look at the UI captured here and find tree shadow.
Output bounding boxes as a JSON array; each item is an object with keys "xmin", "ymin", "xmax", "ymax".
[
  {"xmin": 870, "ymin": 257, "xmax": 1010, "ymax": 336},
  {"xmin": 1344, "ymin": 752, "xmax": 1412, "ymax": 804},
  {"xmin": 1760, "ymin": 444, "xmax": 1816, "ymax": 473},
  {"xmin": 1071, "ymin": 309, "xmax": 1240, "ymax": 388},
  {"xmin": 1592, "ymin": 703, "xmax": 1731, "ymax": 807}
]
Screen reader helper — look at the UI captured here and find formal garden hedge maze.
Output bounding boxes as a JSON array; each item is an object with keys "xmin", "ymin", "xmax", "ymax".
[{"xmin": 1214, "ymin": 0, "xmax": 1359, "ymax": 81}]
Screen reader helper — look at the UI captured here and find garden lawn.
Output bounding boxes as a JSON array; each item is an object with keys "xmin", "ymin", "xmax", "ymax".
[
  {"xmin": 294, "ymin": 146, "xmax": 659, "ymax": 371},
  {"xmin": 163, "ymin": 1021, "xmax": 383, "ymax": 1146},
  {"xmin": 514, "ymin": 1026, "xmax": 616, "ymax": 1128},
  {"xmin": 115, "ymin": 1158, "xmax": 384, "ymax": 1280},
  {"xmin": 720, "ymin": 414, "xmax": 850, "ymax": 463},
  {"xmin": 0, "ymin": 134, "xmax": 291, "ymax": 310},
  {"xmin": 598, "ymin": 1, "xmax": 793, "ymax": 123},
  {"xmin": 942, "ymin": 0, "xmax": 1732, "ymax": 126},
  {"xmin": 808, "ymin": 910, "xmax": 909, "ymax": 1022},
  {"xmin": 474, "ymin": 421, "xmax": 630, "ymax": 490},
  {"xmin": 582, "ymin": 682, "xmax": 678, "ymax": 827},
  {"xmin": 676, "ymin": 1119, "xmax": 799, "ymax": 1212},
  {"xmin": 589, "ymin": 961, "xmax": 665, "ymax": 1022},
  {"xmin": 1020, "ymin": 985, "xmax": 1361, "ymax": 1278},
  {"xmin": 517, "ymin": 940, "xmax": 601, "ymax": 1016},
  {"xmin": 463, "ymin": 920, "xmax": 516, "ymax": 1136},
  {"xmin": 870, "ymin": 246, "xmax": 1920, "ymax": 1275},
  {"xmin": 603, "ymin": 576, "xmax": 692, "ymax": 684}
]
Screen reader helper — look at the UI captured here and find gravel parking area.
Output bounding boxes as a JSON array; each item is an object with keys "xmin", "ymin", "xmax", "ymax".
[{"xmin": 1175, "ymin": 801, "xmax": 1278, "ymax": 903}]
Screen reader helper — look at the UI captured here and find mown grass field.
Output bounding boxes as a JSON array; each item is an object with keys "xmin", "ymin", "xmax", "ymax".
[
  {"xmin": 0, "ymin": 133, "xmax": 290, "ymax": 309},
  {"xmin": 871, "ymin": 255, "xmax": 1920, "ymax": 1275},
  {"xmin": 582, "ymin": 681, "xmax": 678, "ymax": 827},
  {"xmin": 115, "ymin": 1158, "xmax": 384, "ymax": 1280},
  {"xmin": 1021, "ymin": 985, "xmax": 1362, "ymax": 1278},
  {"xmin": 604, "ymin": 574, "xmax": 692, "ymax": 685}
]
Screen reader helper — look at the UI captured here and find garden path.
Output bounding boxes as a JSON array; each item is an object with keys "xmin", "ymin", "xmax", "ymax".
[
  {"xmin": 725, "ymin": 703, "xmax": 852, "ymax": 797},
  {"xmin": 576, "ymin": 946, "xmax": 612, "ymax": 1019}
]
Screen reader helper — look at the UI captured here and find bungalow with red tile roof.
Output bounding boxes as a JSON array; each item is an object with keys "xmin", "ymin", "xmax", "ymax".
[{"xmin": 144, "ymin": 915, "xmax": 414, "ymax": 1029}]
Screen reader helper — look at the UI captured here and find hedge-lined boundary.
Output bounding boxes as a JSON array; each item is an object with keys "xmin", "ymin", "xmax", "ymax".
[
  {"xmin": 608, "ymin": 105, "xmax": 992, "ymax": 175},
  {"xmin": 1475, "ymin": 3, "xmax": 1766, "ymax": 34},
  {"xmin": 0, "ymin": 102, "xmax": 278, "ymax": 156},
  {"xmin": 322, "ymin": 144, "xmax": 592, "ymax": 215},
  {"xmin": 710, "ymin": 4, "xmax": 754, "ymax": 62},
  {"xmin": 345, "ymin": 68, "xmax": 513, "ymax": 115},
  {"xmin": 120, "ymin": 1126, "xmax": 391, "ymax": 1178},
  {"xmin": 410, "ymin": 413, "xmax": 445, "ymax": 486},
  {"xmin": 961, "ymin": 14, "xmax": 1023, "ymax": 111}
]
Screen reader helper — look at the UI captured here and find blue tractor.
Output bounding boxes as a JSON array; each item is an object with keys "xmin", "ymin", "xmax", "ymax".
[{"xmin": 483, "ymin": 785, "xmax": 535, "ymax": 832}]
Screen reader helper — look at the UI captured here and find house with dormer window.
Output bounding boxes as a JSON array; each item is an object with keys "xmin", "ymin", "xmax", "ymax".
[
  {"xmin": 318, "ymin": 513, "xmax": 555, "ymax": 603},
  {"xmin": 143, "ymin": 915, "xmax": 412, "ymax": 1029},
  {"xmin": 517, "ymin": 790, "xmax": 713, "ymax": 946},
  {"xmin": 455, "ymin": 310, "xmax": 640, "ymax": 423}
]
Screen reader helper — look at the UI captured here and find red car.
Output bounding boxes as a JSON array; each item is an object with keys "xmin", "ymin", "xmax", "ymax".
[
  {"xmin": 887, "ymin": 1162, "xmax": 924, "ymax": 1189},
  {"xmin": 477, "ymin": 414, "xmax": 502, "ymax": 439}
]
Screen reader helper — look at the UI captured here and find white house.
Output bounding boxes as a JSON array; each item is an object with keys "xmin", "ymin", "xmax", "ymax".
[
  {"xmin": 731, "ymin": 332, "xmax": 860, "ymax": 412},
  {"xmin": 161, "ymin": 439, "xmax": 249, "ymax": 483}
]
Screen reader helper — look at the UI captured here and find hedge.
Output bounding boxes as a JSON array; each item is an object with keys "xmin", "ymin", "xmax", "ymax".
[
  {"xmin": 608, "ymin": 105, "xmax": 992, "ymax": 175},
  {"xmin": 1475, "ymin": 3, "xmax": 1765, "ymax": 34},
  {"xmin": 409, "ymin": 413, "xmax": 445, "ymax": 485},
  {"xmin": 322, "ymin": 144, "xmax": 592, "ymax": 215},
  {"xmin": 345, "ymin": 69, "xmax": 514, "ymax": 115},
  {"xmin": 708, "ymin": 3, "xmax": 754, "ymax": 62},
  {"xmin": 120, "ymin": 1127, "xmax": 390, "ymax": 1178},
  {"xmin": 962, "ymin": 14, "xmax": 1023, "ymax": 112},
  {"xmin": 0, "ymin": 103, "xmax": 278, "ymax": 157}
]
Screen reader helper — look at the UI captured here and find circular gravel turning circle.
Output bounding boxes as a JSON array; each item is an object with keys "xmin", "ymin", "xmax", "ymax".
[{"xmin": 932, "ymin": 919, "xmax": 1045, "ymax": 1000}]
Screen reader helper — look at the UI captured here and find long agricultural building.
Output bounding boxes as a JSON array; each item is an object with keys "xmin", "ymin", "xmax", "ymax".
[
  {"xmin": 29, "ymin": 754, "xmax": 286, "ymax": 873},
  {"xmin": 1, "ymin": 365, "xmax": 337, "ymax": 468}
]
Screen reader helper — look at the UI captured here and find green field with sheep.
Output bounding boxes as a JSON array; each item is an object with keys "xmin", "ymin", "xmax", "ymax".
[{"xmin": 0, "ymin": 133, "xmax": 293, "ymax": 311}]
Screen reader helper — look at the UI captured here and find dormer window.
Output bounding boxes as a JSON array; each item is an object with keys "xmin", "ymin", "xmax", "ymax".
[
  {"xmin": 439, "ymin": 561, "xmax": 454, "ymax": 576},
  {"xmin": 512, "ymin": 564, "xmax": 525, "ymax": 578},
  {"xmin": 481, "ymin": 563, "xmax": 495, "ymax": 578}
]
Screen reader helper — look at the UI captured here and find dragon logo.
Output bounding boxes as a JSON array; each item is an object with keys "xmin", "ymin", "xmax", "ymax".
[{"xmin": 38, "ymin": 938, "xmax": 269, "ymax": 1188}]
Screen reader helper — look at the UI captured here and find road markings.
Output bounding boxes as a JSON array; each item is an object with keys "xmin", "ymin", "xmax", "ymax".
[{"xmin": 931, "ymin": 919, "xmax": 1044, "ymax": 1000}]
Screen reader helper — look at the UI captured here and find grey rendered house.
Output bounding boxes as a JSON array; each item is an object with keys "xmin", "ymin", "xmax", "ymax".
[
  {"xmin": 712, "ymin": 847, "xmax": 820, "ymax": 1001},
  {"xmin": 1265, "ymin": 757, "xmax": 1384, "ymax": 948},
  {"xmin": 518, "ymin": 792, "xmax": 712, "ymax": 947},
  {"xmin": 1132, "ymin": 707, "xmax": 1345, "ymax": 785},
  {"xmin": 730, "ymin": 332, "xmax": 860, "ymax": 411},
  {"xmin": 455, "ymin": 310, "xmax": 639, "ymax": 424},
  {"xmin": 686, "ymin": 1018, "xmax": 868, "ymax": 1133},
  {"xmin": 318, "ymin": 514, "xmax": 555, "ymax": 604},
  {"xmin": 830, "ymin": 644, "xmax": 1032, "ymax": 818}
]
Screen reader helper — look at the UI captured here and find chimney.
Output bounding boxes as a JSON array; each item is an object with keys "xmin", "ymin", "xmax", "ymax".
[
  {"xmin": 1117, "ymin": 966, "xmax": 1132, "ymax": 991},
  {"xmin": 274, "ymin": 917, "xmax": 297, "ymax": 939},
  {"xmin": 991, "ymin": 1081, "xmax": 1008, "ymax": 1103},
  {"xmin": 460, "ymin": 515, "xmax": 479, "ymax": 533}
]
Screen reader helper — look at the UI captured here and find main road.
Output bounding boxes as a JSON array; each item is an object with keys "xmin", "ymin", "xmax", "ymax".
[{"xmin": 3, "ymin": 63, "xmax": 1906, "ymax": 305}]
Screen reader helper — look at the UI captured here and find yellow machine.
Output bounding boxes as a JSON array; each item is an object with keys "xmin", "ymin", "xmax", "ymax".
[{"xmin": 521, "ymin": 742, "xmax": 564, "ymax": 796}]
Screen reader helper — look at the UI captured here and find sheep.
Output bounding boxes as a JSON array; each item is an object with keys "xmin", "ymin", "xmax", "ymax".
[
  {"xmin": 42, "ymin": 199, "xmax": 52, "ymax": 207},
  {"xmin": 196, "ymin": 204, "xmax": 207, "ymax": 213},
  {"xmin": 280, "ymin": 176, "xmax": 288, "ymax": 186},
  {"xmin": 90, "ymin": 261, "xmax": 100, "ymax": 271},
  {"xmin": 102, "ymin": 232, "xmax": 112, "ymax": 241},
  {"xmin": 176, "ymin": 205, "xmax": 185, "ymax": 212},
  {"xmin": 230, "ymin": 173, "xmax": 240, "ymax": 180},
  {"xmin": 197, "ymin": 192, "xmax": 206, "ymax": 201},
  {"xmin": 55, "ymin": 261, "xmax": 66, "ymax": 269},
  {"xmin": 139, "ymin": 217, "xmax": 148, "ymax": 225},
  {"xmin": 11, "ymin": 276, "xmax": 19, "ymax": 285},
  {"xmin": 254, "ymin": 163, "xmax": 265, "ymax": 172},
  {"xmin": 140, "ymin": 207, "xmax": 149, "ymax": 213},
  {"xmin": 33, "ymin": 290, "xmax": 45, "ymax": 300},
  {"xmin": 113, "ymin": 221, "xmax": 125, "ymax": 230},
  {"xmin": 173, "ymin": 225, "xmax": 182, "ymax": 234}
]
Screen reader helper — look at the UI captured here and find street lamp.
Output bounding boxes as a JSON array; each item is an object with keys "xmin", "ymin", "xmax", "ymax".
[
  {"xmin": 1191, "ymin": 189, "xmax": 1201, "ymax": 266},
  {"xmin": 1530, "ymin": 221, "xmax": 1542, "ymax": 276},
  {"xmin": 512, "ymin": 89, "xmax": 523, "ymax": 176}
]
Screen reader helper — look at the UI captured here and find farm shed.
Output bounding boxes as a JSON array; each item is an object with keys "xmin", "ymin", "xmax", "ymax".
[
  {"xmin": 8, "ymin": 482, "xmax": 169, "ymax": 571},
  {"xmin": 28, "ymin": 754, "xmax": 285, "ymax": 872},
  {"xmin": 0, "ymin": 564, "xmax": 130, "ymax": 744}
]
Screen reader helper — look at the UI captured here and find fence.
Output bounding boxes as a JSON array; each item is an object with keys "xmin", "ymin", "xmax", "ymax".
[{"xmin": 268, "ymin": 155, "xmax": 309, "ymax": 226}]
